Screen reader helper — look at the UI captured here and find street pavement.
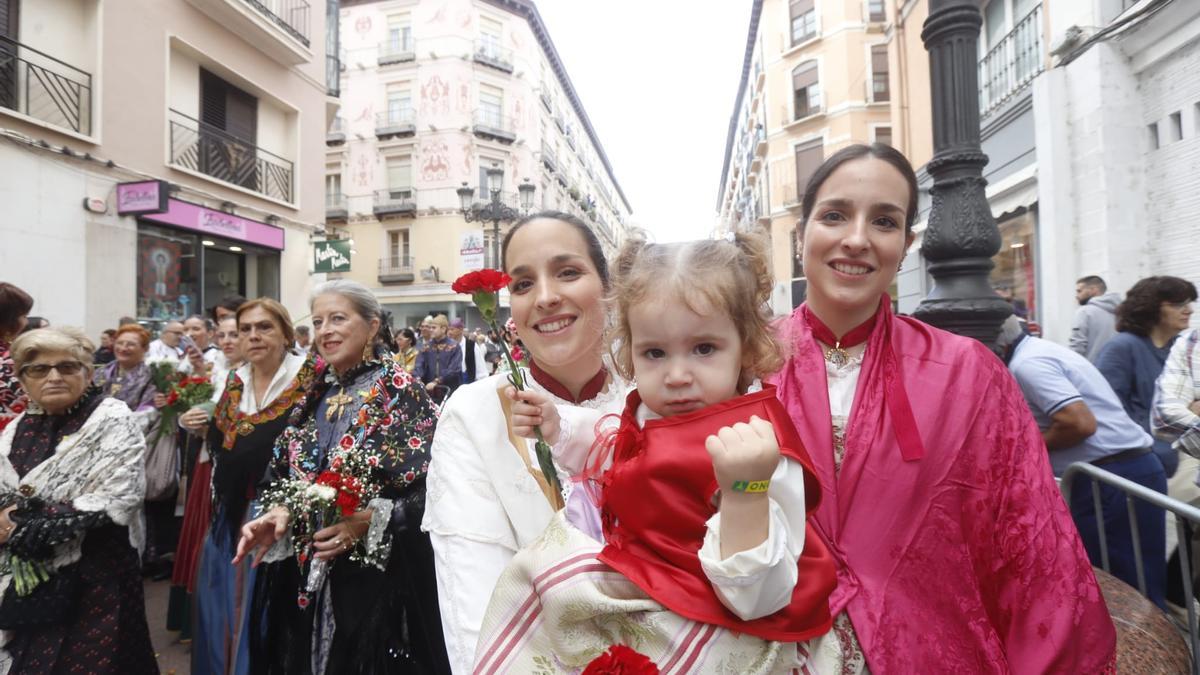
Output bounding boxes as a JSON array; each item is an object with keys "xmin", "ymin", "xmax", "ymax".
[{"xmin": 145, "ymin": 577, "xmax": 190, "ymax": 674}]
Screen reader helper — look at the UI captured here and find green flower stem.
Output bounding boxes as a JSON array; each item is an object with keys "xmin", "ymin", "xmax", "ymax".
[{"xmin": 487, "ymin": 312, "xmax": 562, "ymax": 499}]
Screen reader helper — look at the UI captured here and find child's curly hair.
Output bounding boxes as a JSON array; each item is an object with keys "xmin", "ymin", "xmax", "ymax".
[{"xmin": 608, "ymin": 228, "xmax": 782, "ymax": 388}]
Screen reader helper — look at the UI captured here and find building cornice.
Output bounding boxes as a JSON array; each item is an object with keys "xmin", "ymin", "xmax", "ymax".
[
  {"xmin": 717, "ymin": 0, "xmax": 764, "ymax": 210},
  {"xmin": 479, "ymin": 0, "xmax": 632, "ymax": 214}
]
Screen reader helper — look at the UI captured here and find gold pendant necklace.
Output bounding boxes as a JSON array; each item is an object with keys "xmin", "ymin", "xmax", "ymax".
[
  {"xmin": 325, "ymin": 386, "xmax": 355, "ymax": 422},
  {"xmin": 824, "ymin": 341, "xmax": 850, "ymax": 367}
]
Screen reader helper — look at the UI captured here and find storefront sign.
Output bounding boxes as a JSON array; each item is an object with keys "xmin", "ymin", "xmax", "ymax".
[
  {"xmin": 314, "ymin": 240, "xmax": 352, "ymax": 273},
  {"xmin": 140, "ymin": 199, "xmax": 285, "ymax": 250},
  {"xmin": 460, "ymin": 229, "xmax": 485, "ymax": 271},
  {"xmin": 116, "ymin": 180, "xmax": 169, "ymax": 215}
]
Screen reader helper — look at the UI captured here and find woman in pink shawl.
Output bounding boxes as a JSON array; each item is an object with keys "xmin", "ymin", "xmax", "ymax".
[{"xmin": 768, "ymin": 143, "xmax": 1115, "ymax": 673}]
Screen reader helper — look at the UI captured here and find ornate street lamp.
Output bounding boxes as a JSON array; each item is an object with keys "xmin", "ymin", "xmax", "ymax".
[
  {"xmin": 912, "ymin": 0, "xmax": 1012, "ymax": 347},
  {"xmin": 458, "ymin": 171, "xmax": 536, "ymax": 268}
]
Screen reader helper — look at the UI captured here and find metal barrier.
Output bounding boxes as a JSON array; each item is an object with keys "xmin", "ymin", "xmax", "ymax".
[{"xmin": 1061, "ymin": 461, "xmax": 1200, "ymax": 671}]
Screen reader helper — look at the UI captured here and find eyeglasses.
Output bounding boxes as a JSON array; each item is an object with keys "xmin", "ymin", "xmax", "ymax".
[{"xmin": 19, "ymin": 361, "xmax": 85, "ymax": 379}]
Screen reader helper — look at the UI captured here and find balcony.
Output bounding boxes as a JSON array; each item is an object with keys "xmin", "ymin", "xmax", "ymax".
[
  {"xmin": 472, "ymin": 110, "xmax": 516, "ymax": 144},
  {"xmin": 373, "ymin": 187, "xmax": 417, "ymax": 218},
  {"xmin": 326, "ymin": 117, "xmax": 346, "ymax": 145},
  {"xmin": 325, "ymin": 54, "xmax": 340, "ymax": 97},
  {"xmin": 0, "ymin": 36, "xmax": 93, "ymax": 137},
  {"xmin": 169, "ymin": 109, "xmax": 294, "ymax": 202},
  {"xmin": 326, "ymin": 193, "xmax": 347, "ymax": 221},
  {"xmin": 185, "ymin": 0, "xmax": 311, "ymax": 65},
  {"xmin": 979, "ymin": 5, "xmax": 1043, "ymax": 118},
  {"xmin": 379, "ymin": 255, "xmax": 415, "ymax": 283},
  {"xmin": 541, "ymin": 142, "xmax": 558, "ymax": 172},
  {"xmin": 378, "ymin": 37, "xmax": 416, "ymax": 66},
  {"xmin": 375, "ymin": 109, "xmax": 415, "ymax": 139},
  {"xmin": 473, "ymin": 40, "xmax": 513, "ymax": 73},
  {"xmin": 539, "ymin": 89, "xmax": 552, "ymax": 112},
  {"xmin": 754, "ymin": 125, "xmax": 767, "ymax": 157}
]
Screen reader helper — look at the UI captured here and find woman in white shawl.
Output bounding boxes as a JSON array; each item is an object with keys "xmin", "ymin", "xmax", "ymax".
[{"xmin": 0, "ymin": 327, "xmax": 155, "ymax": 674}]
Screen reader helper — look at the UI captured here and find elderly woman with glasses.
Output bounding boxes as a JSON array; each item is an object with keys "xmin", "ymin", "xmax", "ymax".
[
  {"xmin": 236, "ymin": 280, "xmax": 448, "ymax": 674},
  {"xmin": 0, "ymin": 328, "xmax": 156, "ymax": 673}
]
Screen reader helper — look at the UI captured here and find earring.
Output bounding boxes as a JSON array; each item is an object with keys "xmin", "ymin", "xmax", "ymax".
[{"xmin": 362, "ymin": 342, "xmax": 374, "ymax": 361}]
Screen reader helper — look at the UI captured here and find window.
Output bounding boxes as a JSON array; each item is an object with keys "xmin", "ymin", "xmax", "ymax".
[
  {"xmin": 794, "ymin": 139, "xmax": 824, "ymax": 202},
  {"xmin": 386, "ymin": 84, "xmax": 411, "ymax": 124},
  {"xmin": 480, "ymin": 84, "xmax": 503, "ymax": 128},
  {"xmin": 387, "ymin": 229, "xmax": 410, "ymax": 263},
  {"xmin": 790, "ymin": 0, "xmax": 816, "ymax": 45},
  {"xmin": 386, "ymin": 13, "xmax": 413, "ymax": 54},
  {"xmin": 871, "ymin": 45, "xmax": 890, "ymax": 102},
  {"xmin": 792, "ymin": 61, "xmax": 820, "ymax": 119},
  {"xmin": 874, "ymin": 125, "xmax": 893, "ymax": 146},
  {"xmin": 1148, "ymin": 122, "xmax": 1159, "ymax": 150},
  {"xmin": 867, "ymin": 0, "xmax": 885, "ymax": 22},
  {"xmin": 480, "ymin": 16, "xmax": 502, "ymax": 58},
  {"xmin": 1168, "ymin": 111, "xmax": 1183, "ymax": 143},
  {"xmin": 199, "ymin": 69, "xmax": 258, "ymax": 191},
  {"xmin": 386, "ymin": 156, "xmax": 412, "ymax": 197},
  {"xmin": 325, "ymin": 173, "xmax": 342, "ymax": 207}
]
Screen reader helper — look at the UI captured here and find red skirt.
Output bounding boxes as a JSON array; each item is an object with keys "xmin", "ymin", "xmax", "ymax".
[{"xmin": 172, "ymin": 459, "xmax": 213, "ymax": 592}]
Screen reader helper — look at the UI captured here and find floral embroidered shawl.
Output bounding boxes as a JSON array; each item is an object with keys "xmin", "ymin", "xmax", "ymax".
[
  {"xmin": 0, "ymin": 341, "xmax": 26, "ymax": 433},
  {"xmin": 767, "ymin": 302, "xmax": 1116, "ymax": 673}
]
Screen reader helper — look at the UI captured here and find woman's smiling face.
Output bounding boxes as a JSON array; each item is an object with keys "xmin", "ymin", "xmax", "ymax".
[
  {"xmin": 800, "ymin": 156, "xmax": 914, "ymax": 326},
  {"xmin": 504, "ymin": 218, "xmax": 606, "ymax": 374}
]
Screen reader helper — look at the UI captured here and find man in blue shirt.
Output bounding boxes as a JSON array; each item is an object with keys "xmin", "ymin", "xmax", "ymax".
[
  {"xmin": 414, "ymin": 315, "xmax": 462, "ymax": 404},
  {"xmin": 999, "ymin": 316, "xmax": 1167, "ymax": 606}
]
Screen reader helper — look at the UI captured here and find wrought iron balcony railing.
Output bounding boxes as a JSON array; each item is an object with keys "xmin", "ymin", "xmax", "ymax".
[
  {"xmin": 242, "ymin": 0, "xmax": 310, "ymax": 45},
  {"xmin": 979, "ymin": 5, "xmax": 1043, "ymax": 118},
  {"xmin": 327, "ymin": 116, "xmax": 346, "ymax": 144},
  {"xmin": 325, "ymin": 193, "xmax": 347, "ymax": 219},
  {"xmin": 376, "ymin": 108, "xmax": 416, "ymax": 138},
  {"xmin": 473, "ymin": 110, "xmax": 516, "ymax": 143},
  {"xmin": 541, "ymin": 142, "xmax": 558, "ymax": 172},
  {"xmin": 374, "ymin": 187, "xmax": 417, "ymax": 217},
  {"xmin": 169, "ymin": 109, "xmax": 294, "ymax": 202},
  {"xmin": 378, "ymin": 36, "xmax": 416, "ymax": 65},
  {"xmin": 0, "ymin": 36, "xmax": 92, "ymax": 135},
  {"xmin": 379, "ymin": 255, "xmax": 415, "ymax": 281},
  {"xmin": 473, "ymin": 39, "xmax": 513, "ymax": 72}
]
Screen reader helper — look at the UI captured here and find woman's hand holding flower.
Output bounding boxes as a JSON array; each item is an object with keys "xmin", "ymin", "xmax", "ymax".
[
  {"xmin": 180, "ymin": 406, "xmax": 210, "ymax": 434},
  {"xmin": 234, "ymin": 505, "xmax": 290, "ymax": 567},
  {"xmin": 506, "ymin": 387, "xmax": 561, "ymax": 445},
  {"xmin": 312, "ymin": 508, "xmax": 372, "ymax": 561}
]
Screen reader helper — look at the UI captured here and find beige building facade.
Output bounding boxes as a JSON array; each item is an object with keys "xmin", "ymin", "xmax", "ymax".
[
  {"xmin": 717, "ymin": 0, "xmax": 894, "ymax": 313},
  {"xmin": 328, "ymin": 0, "xmax": 631, "ymax": 330},
  {"xmin": 0, "ymin": 0, "xmax": 339, "ymax": 335}
]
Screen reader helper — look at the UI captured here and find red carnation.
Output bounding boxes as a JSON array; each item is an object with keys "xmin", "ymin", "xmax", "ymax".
[
  {"xmin": 316, "ymin": 471, "xmax": 341, "ymax": 487},
  {"xmin": 451, "ymin": 269, "xmax": 511, "ymax": 294},
  {"xmin": 166, "ymin": 390, "xmax": 179, "ymax": 406},
  {"xmin": 335, "ymin": 491, "xmax": 360, "ymax": 517},
  {"xmin": 582, "ymin": 645, "xmax": 659, "ymax": 674}
]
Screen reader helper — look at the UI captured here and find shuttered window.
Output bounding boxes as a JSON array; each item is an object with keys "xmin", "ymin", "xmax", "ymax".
[
  {"xmin": 790, "ymin": 0, "xmax": 816, "ymax": 45},
  {"xmin": 200, "ymin": 69, "xmax": 257, "ymax": 145},
  {"xmin": 386, "ymin": 156, "xmax": 412, "ymax": 195},
  {"xmin": 792, "ymin": 61, "xmax": 820, "ymax": 119},
  {"xmin": 794, "ymin": 139, "xmax": 824, "ymax": 202},
  {"xmin": 871, "ymin": 45, "xmax": 890, "ymax": 102}
]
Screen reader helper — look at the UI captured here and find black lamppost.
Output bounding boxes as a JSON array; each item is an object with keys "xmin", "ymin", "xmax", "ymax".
[
  {"xmin": 912, "ymin": 0, "xmax": 1012, "ymax": 347},
  {"xmin": 457, "ymin": 169, "xmax": 537, "ymax": 268}
]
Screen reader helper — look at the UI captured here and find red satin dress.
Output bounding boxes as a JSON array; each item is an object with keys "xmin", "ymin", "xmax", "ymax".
[{"xmin": 596, "ymin": 386, "xmax": 837, "ymax": 642}]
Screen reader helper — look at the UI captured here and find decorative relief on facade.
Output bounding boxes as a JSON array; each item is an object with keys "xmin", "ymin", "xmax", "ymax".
[
  {"xmin": 354, "ymin": 151, "xmax": 373, "ymax": 188},
  {"xmin": 457, "ymin": 79, "xmax": 470, "ymax": 114},
  {"xmin": 355, "ymin": 15, "xmax": 372, "ymax": 36},
  {"xmin": 512, "ymin": 97, "xmax": 524, "ymax": 130},
  {"xmin": 421, "ymin": 76, "xmax": 451, "ymax": 117},
  {"xmin": 461, "ymin": 143, "xmax": 473, "ymax": 180},
  {"xmin": 420, "ymin": 139, "xmax": 451, "ymax": 182}
]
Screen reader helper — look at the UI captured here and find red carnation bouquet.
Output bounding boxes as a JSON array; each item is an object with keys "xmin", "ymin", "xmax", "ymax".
[
  {"xmin": 156, "ymin": 374, "xmax": 214, "ymax": 441},
  {"xmin": 582, "ymin": 645, "xmax": 659, "ymax": 674},
  {"xmin": 452, "ymin": 269, "xmax": 561, "ymax": 499}
]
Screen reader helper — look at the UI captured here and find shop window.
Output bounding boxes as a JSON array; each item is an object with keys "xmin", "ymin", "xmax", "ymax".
[
  {"xmin": 790, "ymin": 0, "xmax": 816, "ymax": 46},
  {"xmin": 793, "ymin": 61, "xmax": 820, "ymax": 119},
  {"xmin": 871, "ymin": 45, "xmax": 890, "ymax": 102},
  {"xmin": 137, "ymin": 223, "xmax": 201, "ymax": 323},
  {"xmin": 989, "ymin": 209, "xmax": 1038, "ymax": 329}
]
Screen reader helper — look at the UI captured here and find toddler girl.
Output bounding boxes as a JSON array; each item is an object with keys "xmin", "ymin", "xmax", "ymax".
[{"xmin": 476, "ymin": 233, "xmax": 835, "ymax": 673}]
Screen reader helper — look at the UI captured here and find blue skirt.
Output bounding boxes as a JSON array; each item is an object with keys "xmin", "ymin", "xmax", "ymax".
[{"xmin": 192, "ymin": 505, "xmax": 259, "ymax": 675}]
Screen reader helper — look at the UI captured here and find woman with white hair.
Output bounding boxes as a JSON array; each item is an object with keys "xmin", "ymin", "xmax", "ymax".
[
  {"xmin": 236, "ymin": 280, "xmax": 448, "ymax": 674},
  {"xmin": 0, "ymin": 327, "xmax": 155, "ymax": 673}
]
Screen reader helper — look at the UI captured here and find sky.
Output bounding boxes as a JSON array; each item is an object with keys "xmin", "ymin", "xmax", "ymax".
[{"xmin": 531, "ymin": 1, "xmax": 754, "ymax": 243}]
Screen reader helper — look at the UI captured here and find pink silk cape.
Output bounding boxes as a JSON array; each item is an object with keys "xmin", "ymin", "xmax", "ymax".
[{"xmin": 767, "ymin": 302, "xmax": 1116, "ymax": 673}]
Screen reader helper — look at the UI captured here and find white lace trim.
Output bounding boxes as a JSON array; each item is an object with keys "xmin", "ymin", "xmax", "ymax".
[{"xmin": 365, "ymin": 497, "xmax": 394, "ymax": 570}]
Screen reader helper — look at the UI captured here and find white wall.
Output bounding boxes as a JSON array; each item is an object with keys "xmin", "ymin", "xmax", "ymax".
[
  {"xmin": 18, "ymin": 0, "xmax": 98, "ymax": 75},
  {"xmin": 169, "ymin": 46, "xmax": 201, "ymax": 117}
]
